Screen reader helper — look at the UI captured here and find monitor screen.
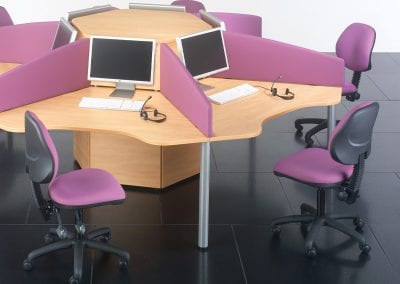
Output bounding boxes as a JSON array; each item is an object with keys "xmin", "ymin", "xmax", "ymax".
[
  {"xmin": 176, "ymin": 28, "xmax": 229, "ymax": 80},
  {"xmin": 52, "ymin": 18, "xmax": 78, "ymax": 50},
  {"xmin": 88, "ymin": 36, "xmax": 156, "ymax": 85}
]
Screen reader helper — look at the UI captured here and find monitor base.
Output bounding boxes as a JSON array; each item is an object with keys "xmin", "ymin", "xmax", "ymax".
[
  {"xmin": 198, "ymin": 82, "xmax": 215, "ymax": 92},
  {"xmin": 110, "ymin": 82, "xmax": 135, "ymax": 99}
]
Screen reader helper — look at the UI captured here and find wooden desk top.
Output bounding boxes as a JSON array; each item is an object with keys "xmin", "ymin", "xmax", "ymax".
[
  {"xmin": 72, "ymin": 9, "xmax": 211, "ymax": 43},
  {"xmin": 0, "ymin": 62, "xmax": 20, "ymax": 74},
  {"xmin": 0, "ymin": 75, "xmax": 341, "ymax": 146}
]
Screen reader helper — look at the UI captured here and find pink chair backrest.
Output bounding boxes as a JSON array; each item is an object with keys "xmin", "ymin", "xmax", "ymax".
[
  {"xmin": 0, "ymin": 6, "xmax": 13, "ymax": 27},
  {"xmin": 210, "ymin": 12, "xmax": 262, "ymax": 37},
  {"xmin": 171, "ymin": 0, "xmax": 205, "ymax": 13},
  {"xmin": 0, "ymin": 22, "xmax": 58, "ymax": 64},
  {"xmin": 215, "ymin": 32, "xmax": 344, "ymax": 87},
  {"xmin": 336, "ymin": 23, "xmax": 376, "ymax": 72}
]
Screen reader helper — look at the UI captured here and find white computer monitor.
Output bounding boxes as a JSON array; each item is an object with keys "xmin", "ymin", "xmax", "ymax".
[
  {"xmin": 51, "ymin": 17, "xmax": 78, "ymax": 50},
  {"xmin": 199, "ymin": 10, "xmax": 226, "ymax": 31},
  {"xmin": 88, "ymin": 36, "xmax": 156, "ymax": 98},
  {"xmin": 128, "ymin": 2, "xmax": 185, "ymax": 12},
  {"xmin": 66, "ymin": 4, "xmax": 114, "ymax": 21},
  {"xmin": 176, "ymin": 28, "xmax": 229, "ymax": 86}
]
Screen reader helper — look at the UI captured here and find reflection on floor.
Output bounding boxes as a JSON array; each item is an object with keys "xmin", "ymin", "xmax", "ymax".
[{"xmin": 1, "ymin": 53, "xmax": 400, "ymax": 283}]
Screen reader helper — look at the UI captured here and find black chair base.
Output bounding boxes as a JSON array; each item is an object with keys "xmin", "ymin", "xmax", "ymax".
[
  {"xmin": 23, "ymin": 211, "xmax": 130, "ymax": 284},
  {"xmin": 270, "ymin": 190, "xmax": 371, "ymax": 258}
]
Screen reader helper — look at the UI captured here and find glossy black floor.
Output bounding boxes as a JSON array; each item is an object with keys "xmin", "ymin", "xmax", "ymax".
[{"xmin": 1, "ymin": 53, "xmax": 400, "ymax": 284}]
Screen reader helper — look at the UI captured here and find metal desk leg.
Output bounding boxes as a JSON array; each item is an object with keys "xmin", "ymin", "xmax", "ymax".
[
  {"xmin": 327, "ymin": 105, "xmax": 336, "ymax": 144},
  {"xmin": 198, "ymin": 142, "xmax": 210, "ymax": 249}
]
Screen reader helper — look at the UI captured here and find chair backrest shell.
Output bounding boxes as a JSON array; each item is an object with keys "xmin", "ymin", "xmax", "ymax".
[
  {"xmin": 25, "ymin": 111, "xmax": 59, "ymax": 184},
  {"xmin": 330, "ymin": 101, "xmax": 379, "ymax": 165}
]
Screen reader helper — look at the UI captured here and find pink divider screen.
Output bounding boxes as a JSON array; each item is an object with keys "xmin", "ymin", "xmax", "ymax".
[
  {"xmin": 0, "ymin": 39, "xmax": 90, "ymax": 112},
  {"xmin": 160, "ymin": 44, "xmax": 212, "ymax": 137},
  {"xmin": 215, "ymin": 32, "xmax": 344, "ymax": 87},
  {"xmin": 0, "ymin": 22, "xmax": 58, "ymax": 64}
]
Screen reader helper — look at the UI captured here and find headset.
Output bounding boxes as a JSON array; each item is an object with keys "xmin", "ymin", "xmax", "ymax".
[
  {"xmin": 269, "ymin": 75, "xmax": 295, "ymax": 100},
  {"xmin": 140, "ymin": 96, "xmax": 167, "ymax": 123}
]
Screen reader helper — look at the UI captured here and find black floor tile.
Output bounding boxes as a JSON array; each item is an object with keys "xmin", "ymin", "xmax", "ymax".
[
  {"xmin": 367, "ymin": 71, "xmax": 400, "ymax": 101},
  {"xmin": 212, "ymin": 132, "xmax": 322, "ymax": 173},
  {"xmin": 0, "ymin": 225, "xmax": 92, "ymax": 284},
  {"xmin": 234, "ymin": 224, "xmax": 400, "ymax": 284},
  {"xmin": 369, "ymin": 222, "xmax": 400, "ymax": 280},
  {"xmin": 91, "ymin": 225, "xmax": 246, "ymax": 284},
  {"xmin": 160, "ymin": 176, "xmax": 199, "ymax": 225},
  {"xmin": 389, "ymin": 53, "xmax": 400, "ymax": 65},
  {"xmin": 369, "ymin": 53, "xmax": 399, "ymax": 75},
  {"xmin": 209, "ymin": 172, "xmax": 292, "ymax": 224}
]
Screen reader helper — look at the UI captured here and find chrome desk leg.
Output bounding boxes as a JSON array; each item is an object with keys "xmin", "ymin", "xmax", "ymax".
[
  {"xmin": 198, "ymin": 142, "xmax": 210, "ymax": 249},
  {"xmin": 327, "ymin": 105, "xmax": 336, "ymax": 145},
  {"xmin": 327, "ymin": 105, "xmax": 336, "ymax": 213}
]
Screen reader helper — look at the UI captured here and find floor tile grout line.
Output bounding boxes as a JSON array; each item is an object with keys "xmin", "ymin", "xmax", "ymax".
[
  {"xmin": 230, "ymin": 225, "xmax": 248, "ymax": 284},
  {"xmin": 366, "ymin": 73, "xmax": 391, "ymax": 100},
  {"xmin": 366, "ymin": 223, "xmax": 400, "ymax": 281}
]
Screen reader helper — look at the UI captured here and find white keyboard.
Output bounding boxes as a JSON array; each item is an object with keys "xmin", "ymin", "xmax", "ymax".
[
  {"xmin": 79, "ymin": 97, "xmax": 145, "ymax": 111},
  {"xmin": 208, "ymin": 83, "xmax": 259, "ymax": 105}
]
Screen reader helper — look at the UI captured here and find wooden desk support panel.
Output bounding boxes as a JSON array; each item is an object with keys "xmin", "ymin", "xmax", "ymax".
[{"xmin": 74, "ymin": 131, "xmax": 200, "ymax": 189}]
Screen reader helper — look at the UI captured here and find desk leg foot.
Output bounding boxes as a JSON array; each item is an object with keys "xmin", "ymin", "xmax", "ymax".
[{"xmin": 198, "ymin": 142, "xmax": 210, "ymax": 249}]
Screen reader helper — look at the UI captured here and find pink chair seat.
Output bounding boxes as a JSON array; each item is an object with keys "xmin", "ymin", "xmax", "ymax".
[
  {"xmin": 49, "ymin": 168, "xmax": 125, "ymax": 207},
  {"xmin": 274, "ymin": 148, "xmax": 354, "ymax": 185},
  {"xmin": 342, "ymin": 81, "xmax": 357, "ymax": 95}
]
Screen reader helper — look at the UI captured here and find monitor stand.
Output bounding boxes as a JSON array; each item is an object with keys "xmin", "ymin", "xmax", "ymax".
[
  {"xmin": 198, "ymin": 81, "xmax": 215, "ymax": 92},
  {"xmin": 110, "ymin": 82, "xmax": 135, "ymax": 99}
]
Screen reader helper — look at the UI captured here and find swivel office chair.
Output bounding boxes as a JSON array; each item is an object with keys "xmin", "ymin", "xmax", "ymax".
[
  {"xmin": 22, "ymin": 111, "xmax": 130, "ymax": 284},
  {"xmin": 0, "ymin": 6, "xmax": 13, "ymax": 27},
  {"xmin": 295, "ymin": 23, "xmax": 376, "ymax": 147},
  {"xmin": 171, "ymin": 0, "xmax": 205, "ymax": 14},
  {"xmin": 271, "ymin": 101, "xmax": 379, "ymax": 258}
]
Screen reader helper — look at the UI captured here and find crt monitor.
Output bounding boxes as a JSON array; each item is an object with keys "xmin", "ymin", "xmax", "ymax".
[
  {"xmin": 52, "ymin": 17, "xmax": 78, "ymax": 50},
  {"xmin": 176, "ymin": 28, "xmax": 229, "ymax": 89},
  {"xmin": 88, "ymin": 36, "xmax": 156, "ymax": 98}
]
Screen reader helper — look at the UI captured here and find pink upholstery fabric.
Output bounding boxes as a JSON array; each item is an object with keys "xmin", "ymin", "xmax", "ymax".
[
  {"xmin": 329, "ymin": 101, "xmax": 375, "ymax": 148},
  {"xmin": 342, "ymin": 81, "xmax": 357, "ymax": 94},
  {"xmin": 0, "ymin": 39, "xmax": 90, "ymax": 112},
  {"xmin": 28, "ymin": 111, "xmax": 59, "ymax": 182},
  {"xmin": 336, "ymin": 23, "xmax": 375, "ymax": 71},
  {"xmin": 0, "ymin": 22, "xmax": 58, "ymax": 63},
  {"xmin": 209, "ymin": 12, "xmax": 262, "ymax": 37},
  {"xmin": 171, "ymin": 0, "xmax": 205, "ymax": 13},
  {"xmin": 49, "ymin": 168, "xmax": 125, "ymax": 207},
  {"xmin": 0, "ymin": 6, "xmax": 13, "ymax": 27},
  {"xmin": 160, "ymin": 43, "xmax": 212, "ymax": 137},
  {"xmin": 215, "ymin": 32, "xmax": 344, "ymax": 87},
  {"xmin": 274, "ymin": 148, "xmax": 354, "ymax": 185}
]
